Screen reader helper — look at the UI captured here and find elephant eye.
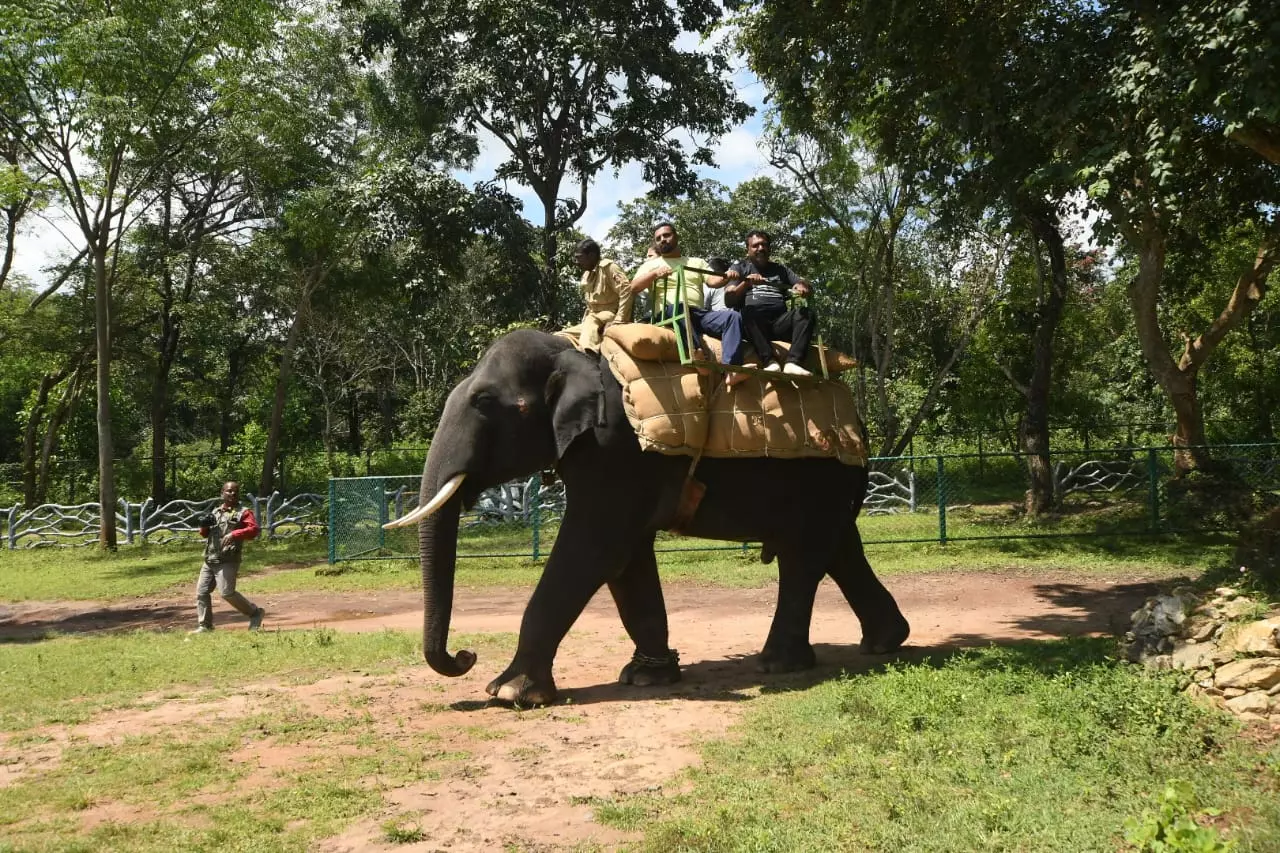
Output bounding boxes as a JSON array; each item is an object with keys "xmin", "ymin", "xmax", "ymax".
[{"xmin": 471, "ymin": 391, "xmax": 500, "ymax": 414}]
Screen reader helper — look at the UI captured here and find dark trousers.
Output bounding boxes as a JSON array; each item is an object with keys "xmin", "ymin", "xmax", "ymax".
[
  {"xmin": 741, "ymin": 304, "xmax": 815, "ymax": 365},
  {"xmin": 662, "ymin": 305, "xmax": 746, "ymax": 365}
]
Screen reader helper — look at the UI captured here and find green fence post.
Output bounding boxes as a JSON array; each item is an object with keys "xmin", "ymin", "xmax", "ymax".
[
  {"xmin": 530, "ymin": 472, "xmax": 541, "ymax": 560},
  {"xmin": 1147, "ymin": 448, "xmax": 1161, "ymax": 532},
  {"xmin": 377, "ymin": 477, "xmax": 387, "ymax": 552},
  {"xmin": 327, "ymin": 478, "xmax": 337, "ymax": 564},
  {"xmin": 936, "ymin": 454, "xmax": 948, "ymax": 544}
]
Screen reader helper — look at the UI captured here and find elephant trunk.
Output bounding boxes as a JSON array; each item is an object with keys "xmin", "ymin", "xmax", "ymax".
[{"xmin": 418, "ymin": 491, "xmax": 476, "ymax": 677}]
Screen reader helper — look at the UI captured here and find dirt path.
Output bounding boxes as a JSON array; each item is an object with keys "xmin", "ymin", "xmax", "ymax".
[{"xmin": 0, "ymin": 571, "xmax": 1165, "ymax": 850}]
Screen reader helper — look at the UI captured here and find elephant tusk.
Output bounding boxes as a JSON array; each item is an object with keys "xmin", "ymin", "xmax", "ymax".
[{"xmin": 382, "ymin": 473, "xmax": 467, "ymax": 529}]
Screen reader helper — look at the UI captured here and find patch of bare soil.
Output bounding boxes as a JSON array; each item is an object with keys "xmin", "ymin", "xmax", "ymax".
[{"xmin": 0, "ymin": 571, "xmax": 1164, "ymax": 851}]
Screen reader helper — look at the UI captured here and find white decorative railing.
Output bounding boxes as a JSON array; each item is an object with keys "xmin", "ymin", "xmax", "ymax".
[
  {"xmin": 1053, "ymin": 458, "xmax": 1146, "ymax": 500},
  {"xmin": 2, "ymin": 491, "xmax": 324, "ymax": 549},
  {"xmin": 865, "ymin": 469, "xmax": 916, "ymax": 514},
  {"xmin": 383, "ymin": 475, "xmax": 569, "ymax": 528}
]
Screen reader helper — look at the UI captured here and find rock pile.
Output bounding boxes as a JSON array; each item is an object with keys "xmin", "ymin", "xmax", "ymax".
[{"xmin": 1125, "ymin": 586, "xmax": 1280, "ymax": 722}]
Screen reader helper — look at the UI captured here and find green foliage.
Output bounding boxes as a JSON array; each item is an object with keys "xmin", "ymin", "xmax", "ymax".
[
  {"xmin": 357, "ymin": 0, "xmax": 751, "ymax": 319},
  {"xmin": 607, "ymin": 640, "xmax": 1280, "ymax": 851},
  {"xmin": 1125, "ymin": 781, "xmax": 1238, "ymax": 853},
  {"xmin": 0, "ymin": 627, "xmax": 426, "ymax": 730},
  {"xmin": 606, "ymin": 177, "xmax": 807, "ymax": 268}
]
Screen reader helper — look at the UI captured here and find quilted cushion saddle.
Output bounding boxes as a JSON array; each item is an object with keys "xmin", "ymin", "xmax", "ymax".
[{"xmin": 593, "ymin": 324, "xmax": 867, "ymax": 467}]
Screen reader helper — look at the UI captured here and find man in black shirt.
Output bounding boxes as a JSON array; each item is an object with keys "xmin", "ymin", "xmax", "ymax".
[{"xmin": 718, "ymin": 230, "xmax": 815, "ymax": 377}]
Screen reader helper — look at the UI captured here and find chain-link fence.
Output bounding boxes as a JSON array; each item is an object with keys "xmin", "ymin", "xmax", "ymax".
[
  {"xmin": 326, "ymin": 442, "xmax": 1280, "ymax": 563},
  {"xmin": 0, "ymin": 448, "xmax": 431, "ymax": 509}
]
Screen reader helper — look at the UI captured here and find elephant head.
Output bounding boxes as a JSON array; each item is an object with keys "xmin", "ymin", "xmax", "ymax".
[{"xmin": 384, "ymin": 330, "xmax": 605, "ymax": 677}]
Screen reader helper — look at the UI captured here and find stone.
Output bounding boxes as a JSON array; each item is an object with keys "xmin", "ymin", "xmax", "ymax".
[
  {"xmin": 1170, "ymin": 643, "xmax": 1215, "ymax": 671},
  {"xmin": 1131, "ymin": 595, "xmax": 1188, "ymax": 640},
  {"xmin": 1268, "ymin": 683, "xmax": 1280, "ymax": 696},
  {"xmin": 1182, "ymin": 616, "xmax": 1219, "ymax": 643},
  {"xmin": 1226, "ymin": 692, "xmax": 1273, "ymax": 715},
  {"xmin": 1215, "ymin": 587, "xmax": 1239, "ymax": 598},
  {"xmin": 1211, "ymin": 647, "xmax": 1236, "ymax": 666},
  {"xmin": 1215, "ymin": 658, "xmax": 1280, "ymax": 691},
  {"xmin": 1144, "ymin": 655, "xmax": 1172, "ymax": 671},
  {"xmin": 1227, "ymin": 618, "xmax": 1280, "ymax": 655},
  {"xmin": 1221, "ymin": 598, "xmax": 1259, "ymax": 620},
  {"xmin": 1223, "ymin": 687, "xmax": 1246, "ymax": 698}
]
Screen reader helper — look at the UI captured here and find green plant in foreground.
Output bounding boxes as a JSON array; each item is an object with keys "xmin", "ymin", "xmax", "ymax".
[
  {"xmin": 1126, "ymin": 781, "xmax": 1237, "ymax": 853},
  {"xmin": 381, "ymin": 819, "xmax": 427, "ymax": 844}
]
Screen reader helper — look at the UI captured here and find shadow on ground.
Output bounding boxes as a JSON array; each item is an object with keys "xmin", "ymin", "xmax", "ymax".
[
  {"xmin": 444, "ymin": 579, "xmax": 1165, "ymax": 711},
  {"xmin": 0, "ymin": 602, "xmax": 193, "ymax": 641}
]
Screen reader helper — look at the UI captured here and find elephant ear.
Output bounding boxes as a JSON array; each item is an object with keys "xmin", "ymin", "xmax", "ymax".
[{"xmin": 544, "ymin": 349, "xmax": 606, "ymax": 459}]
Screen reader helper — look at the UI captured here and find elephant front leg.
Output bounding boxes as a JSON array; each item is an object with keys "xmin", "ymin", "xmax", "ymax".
[
  {"xmin": 758, "ymin": 547, "xmax": 822, "ymax": 673},
  {"xmin": 609, "ymin": 535, "xmax": 681, "ymax": 688},
  {"xmin": 486, "ymin": 512, "xmax": 629, "ymax": 707}
]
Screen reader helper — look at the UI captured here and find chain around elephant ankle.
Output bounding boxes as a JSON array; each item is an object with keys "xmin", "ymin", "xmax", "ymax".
[{"xmin": 631, "ymin": 648, "xmax": 679, "ymax": 668}]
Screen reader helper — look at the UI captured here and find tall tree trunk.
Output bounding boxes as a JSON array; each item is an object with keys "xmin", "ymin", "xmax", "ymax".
[
  {"xmin": 38, "ymin": 362, "xmax": 88, "ymax": 505},
  {"xmin": 347, "ymin": 392, "xmax": 362, "ymax": 453},
  {"xmin": 150, "ymin": 387, "xmax": 169, "ymax": 504},
  {"xmin": 540, "ymin": 201, "xmax": 560, "ymax": 326},
  {"xmin": 1020, "ymin": 215, "xmax": 1070, "ymax": 515},
  {"xmin": 1126, "ymin": 217, "xmax": 1276, "ymax": 474},
  {"xmin": 92, "ymin": 241, "xmax": 117, "ymax": 548},
  {"xmin": 260, "ymin": 276, "xmax": 317, "ymax": 495},
  {"xmin": 21, "ymin": 374, "xmax": 58, "ymax": 507},
  {"xmin": 378, "ymin": 381, "xmax": 395, "ymax": 447}
]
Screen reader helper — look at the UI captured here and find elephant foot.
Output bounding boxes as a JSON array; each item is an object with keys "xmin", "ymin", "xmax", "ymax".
[
  {"xmin": 485, "ymin": 672, "xmax": 558, "ymax": 708},
  {"xmin": 757, "ymin": 641, "xmax": 816, "ymax": 673},
  {"xmin": 860, "ymin": 617, "xmax": 911, "ymax": 655},
  {"xmin": 618, "ymin": 649, "xmax": 681, "ymax": 687}
]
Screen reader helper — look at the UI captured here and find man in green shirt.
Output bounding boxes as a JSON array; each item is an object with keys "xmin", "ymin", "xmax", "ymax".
[{"xmin": 630, "ymin": 222, "xmax": 748, "ymax": 385}]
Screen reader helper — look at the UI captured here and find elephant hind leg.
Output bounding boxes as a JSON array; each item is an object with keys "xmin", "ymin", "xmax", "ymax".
[
  {"xmin": 830, "ymin": 524, "xmax": 910, "ymax": 654},
  {"xmin": 758, "ymin": 544, "xmax": 823, "ymax": 673},
  {"xmin": 610, "ymin": 534, "xmax": 681, "ymax": 687}
]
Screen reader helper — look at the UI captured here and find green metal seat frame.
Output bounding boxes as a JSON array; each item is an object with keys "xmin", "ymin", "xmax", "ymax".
[{"xmin": 647, "ymin": 266, "xmax": 830, "ymax": 381}]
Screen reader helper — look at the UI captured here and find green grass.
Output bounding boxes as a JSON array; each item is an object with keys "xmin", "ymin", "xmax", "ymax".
[
  {"xmin": 0, "ymin": 538, "xmax": 327, "ymax": 601},
  {"xmin": 0, "ymin": 628, "xmax": 515, "ymax": 732},
  {"xmin": 596, "ymin": 639, "xmax": 1280, "ymax": 852},
  {"xmin": 0, "ymin": 704, "xmax": 475, "ymax": 852},
  {"xmin": 0, "ymin": 623, "xmax": 512, "ymax": 852},
  {"xmin": 0, "ymin": 516, "xmax": 1235, "ymax": 604}
]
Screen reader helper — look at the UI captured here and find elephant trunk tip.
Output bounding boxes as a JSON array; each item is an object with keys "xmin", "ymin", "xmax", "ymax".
[{"xmin": 426, "ymin": 647, "xmax": 477, "ymax": 677}]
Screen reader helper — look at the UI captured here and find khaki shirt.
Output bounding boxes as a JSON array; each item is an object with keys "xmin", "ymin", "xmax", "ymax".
[{"xmin": 580, "ymin": 258, "xmax": 635, "ymax": 323}]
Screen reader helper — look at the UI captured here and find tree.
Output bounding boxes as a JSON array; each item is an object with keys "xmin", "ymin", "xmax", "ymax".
[
  {"xmin": 606, "ymin": 177, "xmax": 806, "ymax": 269},
  {"xmin": 736, "ymin": 0, "xmax": 1280, "ymax": 475},
  {"xmin": 1, "ymin": 0, "xmax": 277, "ymax": 545},
  {"xmin": 763, "ymin": 127, "xmax": 1003, "ymax": 459},
  {"xmin": 358, "ymin": 0, "xmax": 750, "ymax": 325}
]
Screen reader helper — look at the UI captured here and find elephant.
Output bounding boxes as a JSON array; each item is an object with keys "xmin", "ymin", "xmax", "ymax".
[{"xmin": 385, "ymin": 329, "xmax": 909, "ymax": 706}]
